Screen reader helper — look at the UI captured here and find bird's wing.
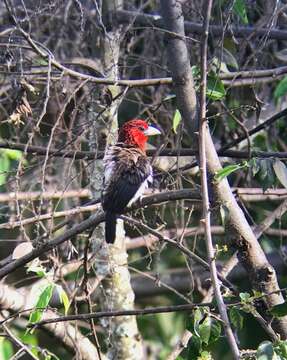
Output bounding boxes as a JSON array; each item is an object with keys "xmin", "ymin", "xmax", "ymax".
[{"xmin": 102, "ymin": 144, "xmax": 152, "ymax": 213}]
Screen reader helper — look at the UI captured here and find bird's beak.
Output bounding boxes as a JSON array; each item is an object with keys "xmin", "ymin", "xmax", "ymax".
[{"xmin": 144, "ymin": 126, "xmax": 161, "ymax": 136}]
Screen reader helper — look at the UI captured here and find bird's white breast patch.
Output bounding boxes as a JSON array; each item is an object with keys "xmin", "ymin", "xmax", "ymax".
[{"xmin": 127, "ymin": 166, "xmax": 153, "ymax": 207}]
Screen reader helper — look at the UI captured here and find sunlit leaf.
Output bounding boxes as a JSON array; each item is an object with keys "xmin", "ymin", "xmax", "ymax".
[
  {"xmin": 239, "ymin": 292, "xmax": 251, "ymax": 302},
  {"xmin": 206, "ymin": 71, "xmax": 226, "ymax": 100},
  {"xmin": 233, "ymin": 0, "xmax": 248, "ymax": 24},
  {"xmin": 0, "ymin": 154, "xmax": 10, "ymax": 186},
  {"xmin": 0, "ymin": 337, "xmax": 14, "ymax": 360},
  {"xmin": 273, "ymin": 159, "xmax": 287, "ymax": 189},
  {"xmin": 172, "ymin": 109, "xmax": 182, "ymax": 134},
  {"xmin": 276, "ymin": 340, "xmax": 287, "ymax": 358},
  {"xmin": 193, "ymin": 308, "xmax": 205, "ymax": 337},
  {"xmin": 27, "ymin": 260, "xmax": 47, "ymax": 277},
  {"xmin": 198, "ymin": 351, "xmax": 212, "ymax": 360},
  {"xmin": 215, "ymin": 162, "xmax": 249, "ymax": 182},
  {"xmin": 3, "ymin": 149, "xmax": 23, "ymax": 161},
  {"xmin": 198, "ymin": 316, "xmax": 211, "ymax": 345},
  {"xmin": 191, "ymin": 66, "xmax": 226, "ymax": 100},
  {"xmin": 56, "ymin": 285, "xmax": 70, "ymax": 315},
  {"xmin": 29, "ymin": 284, "xmax": 54, "ymax": 325}
]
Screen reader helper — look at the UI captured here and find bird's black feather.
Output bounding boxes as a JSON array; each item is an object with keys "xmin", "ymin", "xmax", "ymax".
[
  {"xmin": 105, "ymin": 211, "xmax": 117, "ymax": 243},
  {"xmin": 101, "ymin": 144, "xmax": 152, "ymax": 243},
  {"xmin": 103, "ymin": 167, "xmax": 149, "ymax": 213}
]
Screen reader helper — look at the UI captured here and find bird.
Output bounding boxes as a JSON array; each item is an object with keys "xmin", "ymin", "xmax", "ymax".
[{"xmin": 101, "ymin": 119, "xmax": 161, "ymax": 243}]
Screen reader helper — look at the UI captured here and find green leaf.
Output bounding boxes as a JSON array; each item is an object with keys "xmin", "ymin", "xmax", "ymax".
[
  {"xmin": 0, "ymin": 154, "xmax": 10, "ymax": 186},
  {"xmin": 198, "ymin": 316, "xmax": 211, "ymax": 345},
  {"xmin": 33, "ymin": 58, "xmax": 49, "ymax": 66},
  {"xmin": 274, "ymin": 77, "xmax": 287, "ymax": 100},
  {"xmin": 29, "ymin": 284, "xmax": 54, "ymax": 325},
  {"xmin": 172, "ymin": 109, "xmax": 182, "ymax": 134},
  {"xmin": 250, "ymin": 158, "xmax": 261, "ymax": 177},
  {"xmin": 27, "ymin": 263, "xmax": 47, "ymax": 278},
  {"xmin": 222, "ymin": 47, "xmax": 239, "ymax": 70},
  {"xmin": 233, "ymin": 0, "xmax": 248, "ymax": 24},
  {"xmin": 209, "ymin": 320, "xmax": 222, "ymax": 344},
  {"xmin": 191, "ymin": 65, "xmax": 200, "ymax": 79},
  {"xmin": 193, "ymin": 308, "xmax": 205, "ymax": 337},
  {"xmin": 239, "ymin": 292, "xmax": 251, "ymax": 302},
  {"xmin": 276, "ymin": 340, "xmax": 287, "ymax": 358},
  {"xmin": 229, "ymin": 307, "xmax": 244, "ymax": 330},
  {"xmin": 256, "ymin": 341, "xmax": 274, "ymax": 360},
  {"xmin": 3, "ymin": 149, "xmax": 23, "ymax": 161},
  {"xmin": 206, "ymin": 72, "xmax": 226, "ymax": 100},
  {"xmin": 273, "ymin": 160, "xmax": 287, "ymax": 189},
  {"xmin": 0, "ymin": 337, "xmax": 14, "ymax": 360},
  {"xmin": 188, "ymin": 334, "xmax": 202, "ymax": 359},
  {"xmin": 198, "ymin": 351, "xmax": 212, "ymax": 360},
  {"xmin": 215, "ymin": 162, "xmax": 249, "ymax": 182},
  {"xmin": 56, "ymin": 285, "xmax": 70, "ymax": 315},
  {"xmin": 191, "ymin": 66, "xmax": 226, "ymax": 100},
  {"xmin": 270, "ymin": 301, "xmax": 287, "ymax": 317}
]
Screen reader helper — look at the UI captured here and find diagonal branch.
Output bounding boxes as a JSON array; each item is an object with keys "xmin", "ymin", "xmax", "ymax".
[
  {"xmin": 0, "ymin": 189, "xmax": 200, "ymax": 279},
  {"xmin": 159, "ymin": 0, "xmax": 287, "ymax": 342},
  {"xmin": 198, "ymin": 0, "xmax": 240, "ymax": 357}
]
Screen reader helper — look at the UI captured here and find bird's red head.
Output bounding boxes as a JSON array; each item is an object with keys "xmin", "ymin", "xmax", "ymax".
[{"xmin": 118, "ymin": 119, "xmax": 161, "ymax": 152}]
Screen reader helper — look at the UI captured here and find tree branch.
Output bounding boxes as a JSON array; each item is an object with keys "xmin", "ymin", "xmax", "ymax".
[
  {"xmin": 0, "ymin": 189, "xmax": 200, "ymax": 277},
  {"xmin": 159, "ymin": 0, "xmax": 287, "ymax": 341},
  {"xmin": 198, "ymin": 0, "xmax": 240, "ymax": 357},
  {"xmin": 31, "ymin": 303, "xmax": 213, "ymax": 327},
  {"xmin": 116, "ymin": 9, "xmax": 287, "ymax": 41}
]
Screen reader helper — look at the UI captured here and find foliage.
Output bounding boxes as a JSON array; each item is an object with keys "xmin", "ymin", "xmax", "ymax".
[
  {"xmin": 186, "ymin": 307, "xmax": 222, "ymax": 359},
  {"xmin": 0, "ymin": 0, "xmax": 286, "ymax": 359},
  {"xmin": 0, "ymin": 149, "xmax": 23, "ymax": 186}
]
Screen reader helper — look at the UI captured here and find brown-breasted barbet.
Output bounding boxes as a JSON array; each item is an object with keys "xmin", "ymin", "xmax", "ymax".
[{"xmin": 101, "ymin": 119, "xmax": 161, "ymax": 243}]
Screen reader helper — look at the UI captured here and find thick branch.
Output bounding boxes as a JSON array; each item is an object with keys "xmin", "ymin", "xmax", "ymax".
[
  {"xmin": 0, "ymin": 189, "xmax": 200, "ymax": 279},
  {"xmin": 32, "ymin": 303, "xmax": 212, "ymax": 327},
  {"xmin": 116, "ymin": 9, "xmax": 287, "ymax": 40},
  {"xmin": 159, "ymin": 0, "xmax": 287, "ymax": 341},
  {"xmin": 198, "ymin": 0, "xmax": 240, "ymax": 357}
]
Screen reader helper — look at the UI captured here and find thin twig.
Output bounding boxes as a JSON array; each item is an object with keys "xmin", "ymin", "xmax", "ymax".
[
  {"xmin": 0, "ymin": 189, "xmax": 200, "ymax": 279},
  {"xmin": 166, "ymin": 330, "xmax": 193, "ymax": 360},
  {"xmin": 2, "ymin": 323, "xmax": 39, "ymax": 360},
  {"xmin": 30, "ymin": 303, "xmax": 213, "ymax": 327},
  {"xmin": 199, "ymin": 1, "xmax": 240, "ymax": 358}
]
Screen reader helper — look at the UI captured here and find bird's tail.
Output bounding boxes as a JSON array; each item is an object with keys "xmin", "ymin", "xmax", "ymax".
[{"xmin": 105, "ymin": 211, "xmax": 117, "ymax": 243}]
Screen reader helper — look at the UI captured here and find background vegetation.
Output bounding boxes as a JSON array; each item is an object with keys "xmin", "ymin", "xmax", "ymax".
[{"xmin": 0, "ymin": 0, "xmax": 287, "ymax": 359}]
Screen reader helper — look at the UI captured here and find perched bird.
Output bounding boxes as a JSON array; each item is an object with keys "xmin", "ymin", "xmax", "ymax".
[{"xmin": 101, "ymin": 119, "xmax": 161, "ymax": 243}]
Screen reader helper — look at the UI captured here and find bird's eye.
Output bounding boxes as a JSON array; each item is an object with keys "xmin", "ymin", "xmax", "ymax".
[{"xmin": 139, "ymin": 126, "xmax": 145, "ymax": 131}]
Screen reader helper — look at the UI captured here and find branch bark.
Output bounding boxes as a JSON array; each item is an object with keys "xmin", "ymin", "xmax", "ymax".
[
  {"xmin": 0, "ymin": 190, "xmax": 200, "ymax": 279},
  {"xmin": 116, "ymin": 9, "xmax": 287, "ymax": 40},
  {"xmin": 88, "ymin": 3, "xmax": 145, "ymax": 357},
  {"xmin": 0, "ymin": 283, "xmax": 101, "ymax": 360},
  {"xmin": 160, "ymin": 0, "xmax": 287, "ymax": 342},
  {"xmin": 197, "ymin": 0, "xmax": 240, "ymax": 357}
]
